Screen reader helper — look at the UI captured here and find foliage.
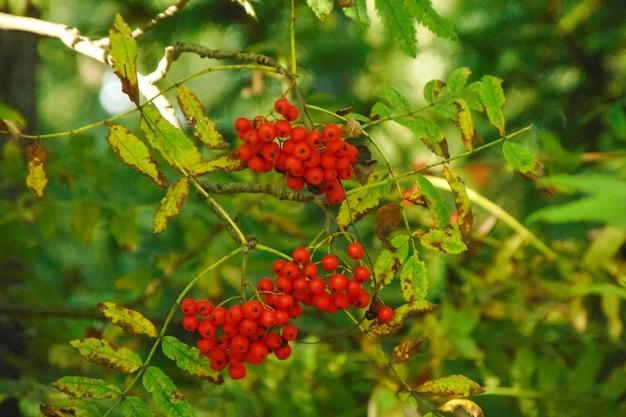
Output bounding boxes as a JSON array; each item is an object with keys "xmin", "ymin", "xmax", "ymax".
[{"xmin": 0, "ymin": 1, "xmax": 625, "ymax": 417}]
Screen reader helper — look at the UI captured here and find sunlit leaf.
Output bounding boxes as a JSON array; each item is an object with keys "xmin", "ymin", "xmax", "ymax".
[
  {"xmin": 452, "ymin": 99, "xmax": 480, "ymax": 151},
  {"xmin": 337, "ymin": 173, "xmax": 390, "ymax": 228},
  {"xmin": 0, "ymin": 118, "xmax": 22, "ymax": 140},
  {"xmin": 479, "ymin": 75, "xmax": 506, "ymax": 136},
  {"xmin": 392, "ymin": 336, "xmax": 427, "ymax": 363},
  {"xmin": 71, "ymin": 201, "xmax": 101, "ymax": 244},
  {"xmin": 374, "ymin": 235, "xmax": 410, "ymax": 291},
  {"xmin": 415, "ymin": 176, "xmax": 449, "ymax": 228},
  {"xmin": 140, "ymin": 106, "xmax": 202, "ymax": 173},
  {"xmin": 98, "ymin": 302, "xmax": 159, "ymax": 338},
  {"xmin": 447, "ymin": 67, "xmax": 472, "ymax": 94},
  {"xmin": 161, "ymin": 336, "xmax": 224, "ymax": 384},
  {"xmin": 370, "ymin": 101, "xmax": 391, "ymax": 119},
  {"xmin": 415, "ymin": 226, "xmax": 467, "ymax": 254},
  {"xmin": 25, "ymin": 143, "xmax": 47, "ymax": 198},
  {"xmin": 396, "ymin": 116, "xmax": 450, "ymax": 158},
  {"xmin": 400, "ymin": 250, "xmax": 428, "ymax": 301},
  {"xmin": 405, "ymin": 0, "xmax": 457, "ymax": 41},
  {"xmin": 502, "ymin": 141, "xmax": 544, "ymax": 180},
  {"xmin": 70, "ymin": 338, "xmax": 142, "ymax": 373},
  {"xmin": 176, "ymin": 85, "xmax": 227, "ymax": 149},
  {"xmin": 375, "ymin": 0, "xmax": 417, "ymax": 57},
  {"xmin": 423, "ymin": 79, "xmax": 446, "ymax": 103},
  {"xmin": 106, "ymin": 123, "xmax": 167, "ymax": 188},
  {"xmin": 369, "ymin": 299, "xmax": 437, "ymax": 335},
  {"xmin": 443, "ymin": 165, "xmax": 473, "ymax": 241},
  {"xmin": 52, "ymin": 376, "xmax": 121, "ymax": 399},
  {"xmin": 108, "ymin": 13, "xmax": 139, "ymax": 105},
  {"xmin": 142, "ymin": 366, "xmax": 193, "ymax": 417},
  {"xmin": 123, "ymin": 396, "xmax": 154, "ymax": 417},
  {"xmin": 153, "ymin": 177, "xmax": 190, "ymax": 234},
  {"xmin": 344, "ymin": 0, "xmax": 370, "ymax": 33},
  {"xmin": 378, "ymin": 87, "xmax": 411, "ymax": 113},
  {"xmin": 189, "ymin": 152, "xmax": 246, "ymax": 176},
  {"xmin": 45, "ymin": 399, "xmax": 102, "ymax": 417},
  {"xmin": 307, "ymin": 0, "xmax": 334, "ymax": 19},
  {"xmin": 439, "ymin": 399, "xmax": 485, "ymax": 417},
  {"xmin": 416, "ymin": 375, "xmax": 484, "ymax": 397}
]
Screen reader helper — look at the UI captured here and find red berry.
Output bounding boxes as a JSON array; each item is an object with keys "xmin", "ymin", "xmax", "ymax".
[
  {"xmin": 197, "ymin": 337, "xmax": 216, "ymax": 354},
  {"xmin": 351, "ymin": 289, "xmax": 370, "ymax": 308},
  {"xmin": 226, "ymin": 305, "xmax": 244, "ymax": 325},
  {"xmin": 282, "ymin": 325, "xmax": 298, "ymax": 341},
  {"xmin": 333, "ymin": 292, "xmax": 350, "ymax": 310},
  {"xmin": 261, "ymin": 142, "xmax": 281, "ymax": 162},
  {"xmin": 210, "ymin": 306, "xmax": 227, "ymax": 325},
  {"xmin": 246, "ymin": 341, "xmax": 269, "ymax": 365},
  {"xmin": 238, "ymin": 318, "xmax": 259, "ymax": 337},
  {"xmin": 230, "ymin": 334, "xmax": 251, "ymax": 354},
  {"xmin": 257, "ymin": 122, "xmax": 276, "ymax": 142},
  {"xmin": 309, "ymin": 277, "xmax": 326, "ymax": 294},
  {"xmin": 292, "ymin": 247, "xmax": 311, "ymax": 264},
  {"xmin": 323, "ymin": 123, "xmax": 342, "ymax": 142},
  {"xmin": 274, "ymin": 119, "xmax": 292, "ymax": 137},
  {"xmin": 236, "ymin": 144, "xmax": 255, "ymax": 161},
  {"xmin": 377, "ymin": 306, "xmax": 394, "ymax": 323},
  {"xmin": 274, "ymin": 309, "xmax": 290, "ymax": 326},
  {"xmin": 257, "ymin": 277, "xmax": 275, "ymax": 292},
  {"xmin": 180, "ymin": 298, "xmax": 197, "ymax": 315},
  {"xmin": 285, "ymin": 105, "xmax": 299, "ymax": 121},
  {"xmin": 347, "ymin": 242, "xmax": 364, "ymax": 259},
  {"xmin": 306, "ymin": 130, "xmax": 324, "ymax": 148},
  {"xmin": 274, "ymin": 344, "xmax": 292, "ymax": 360},
  {"xmin": 264, "ymin": 332, "xmax": 283, "ymax": 350},
  {"xmin": 321, "ymin": 254, "xmax": 339, "ymax": 271},
  {"xmin": 182, "ymin": 315, "xmax": 199, "ymax": 332},
  {"xmin": 353, "ymin": 266, "xmax": 371, "ymax": 282},
  {"xmin": 196, "ymin": 300, "xmax": 213, "ymax": 316},
  {"xmin": 234, "ymin": 117, "xmax": 252, "ymax": 134},
  {"xmin": 243, "ymin": 300, "xmax": 263, "ymax": 320},
  {"xmin": 228, "ymin": 364, "xmax": 247, "ymax": 380},
  {"xmin": 274, "ymin": 97, "xmax": 291, "ymax": 115},
  {"xmin": 258, "ymin": 309, "xmax": 277, "ymax": 328},
  {"xmin": 282, "ymin": 262, "xmax": 301, "ymax": 279},
  {"xmin": 346, "ymin": 280, "xmax": 363, "ymax": 296},
  {"xmin": 328, "ymin": 273, "xmax": 348, "ymax": 293},
  {"xmin": 290, "ymin": 125, "xmax": 308, "ymax": 142},
  {"xmin": 198, "ymin": 319, "xmax": 217, "ymax": 338},
  {"xmin": 305, "ymin": 166, "xmax": 324, "ymax": 186}
]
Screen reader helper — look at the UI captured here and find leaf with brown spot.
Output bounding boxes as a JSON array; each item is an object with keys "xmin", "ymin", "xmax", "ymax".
[
  {"xmin": 373, "ymin": 235, "xmax": 410, "ymax": 291},
  {"xmin": 52, "ymin": 376, "xmax": 122, "ymax": 399},
  {"xmin": 98, "ymin": 302, "xmax": 158, "ymax": 337},
  {"xmin": 26, "ymin": 144, "xmax": 48, "ymax": 198},
  {"xmin": 416, "ymin": 375, "xmax": 485, "ymax": 398},
  {"xmin": 443, "ymin": 165, "xmax": 473, "ymax": 241},
  {"xmin": 69, "ymin": 338, "xmax": 142, "ymax": 373},
  {"xmin": 176, "ymin": 85, "xmax": 227, "ymax": 149},
  {"xmin": 375, "ymin": 203, "xmax": 401, "ymax": 246},
  {"xmin": 414, "ymin": 226, "xmax": 467, "ymax": 254},
  {"xmin": 392, "ymin": 336, "xmax": 428, "ymax": 363},
  {"xmin": 108, "ymin": 13, "xmax": 139, "ymax": 105},
  {"xmin": 153, "ymin": 177, "xmax": 190, "ymax": 234},
  {"xmin": 452, "ymin": 99, "xmax": 481, "ymax": 151},
  {"xmin": 161, "ymin": 336, "xmax": 224, "ymax": 384},
  {"xmin": 400, "ymin": 250, "xmax": 428, "ymax": 301},
  {"xmin": 369, "ymin": 299, "xmax": 437, "ymax": 335},
  {"xmin": 337, "ymin": 172, "xmax": 389, "ymax": 228},
  {"xmin": 142, "ymin": 366, "xmax": 193, "ymax": 416},
  {"xmin": 353, "ymin": 145, "xmax": 377, "ymax": 184},
  {"xmin": 189, "ymin": 152, "xmax": 246, "ymax": 176},
  {"xmin": 395, "ymin": 116, "xmax": 450, "ymax": 158}
]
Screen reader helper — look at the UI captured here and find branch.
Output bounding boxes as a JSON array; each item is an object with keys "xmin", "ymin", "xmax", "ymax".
[
  {"xmin": 0, "ymin": 12, "xmax": 181, "ymax": 128},
  {"xmin": 131, "ymin": 0, "xmax": 191, "ymax": 39}
]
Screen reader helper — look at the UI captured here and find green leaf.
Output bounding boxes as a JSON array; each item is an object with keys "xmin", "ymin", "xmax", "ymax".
[
  {"xmin": 442, "ymin": 165, "xmax": 473, "ymax": 241},
  {"xmin": 161, "ymin": 336, "xmax": 224, "ymax": 384},
  {"xmin": 106, "ymin": 123, "xmax": 167, "ymax": 188},
  {"xmin": 371, "ymin": 101, "xmax": 391, "ymax": 119},
  {"xmin": 111, "ymin": 207, "xmax": 139, "ymax": 251},
  {"xmin": 375, "ymin": 0, "xmax": 418, "ymax": 57},
  {"xmin": 369, "ymin": 299, "xmax": 437, "ymax": 335},
  {"xmin": 405, "ymin": 0, "xmax": 457, "ymax": 41},
  {"xmin": 377, "ymin": 87, "xmax": 411, "ymax": 113},
  {"xmin": 98, "ymin": 302, "xmax": 159, "ymax": 338},
  {"xmin": 189, "ymin": 152, "xmax": 246, "ymax": 176},
  {"xmin": 416, "ymin": 176, "xmax": 449, "ymax": 228},
  {"xmin": 153, "ymin": 177, "xmax": 190, "ymax": 234},
  {"xmin": 447, "ymin": 67, "xmax": 472, "ymax": 94},
  {"xmin": 374, "ymin": 235, "xmax": 410, "ymax": 291},
  {"xmin": 108, "ymin": 13, "xmax": 139, "ymax": 105},
  {"xmin": 307, "ymin": 0, "xmax": 334, "ymax": 19},
  {"xmin": 176, "ymin": 85, "xmax": 227, "ymax": 150},
  {"xmin": 415, "ymin": 227, "xmax": 467, "ymax": 254},
  {"xmin": 423, "ymin": 79, "xmax": 446, "ymax": 103},
  {"xmin": 344, "ymin": 0, "xmax": 370, "ymax": 33},
  {"xmin": 400, "ymin": 251, "xmax": 428, "ymax": 302},
  {"xmin": 479, "ymin": 75, "xmax": 506, "ymax": 136},
  {"xmin": 416, "ymin": 375, "xmax": 484, "ymax": 397},
  {"xmin": 502, "ymin": 141, "xmax": 544, "ymax": 180},
  {"xmin": 140, "ymin": 106, "xmax": 202, "ymax": 173},
  {"xmin": 70, "ymin": 338, "xmax": 143, "ymax": 373},
  {"xmin": 396, "ymin": 116, "xmax": 450, "ymax": 158},
  {"xmin": 52, "ymin": 376, "xmax": 121, "ymax": 399},
  {"xmin": 47, "ymin": 399, "xmax": 103, "ymax": 417},
  {"xmin": 452, "ymin": 99, "xmax": 480, "ymax": 151},
  {"xmin": 123, "ymin": 396, "xmax": 155, "ymax": 417},
  {"xmin": 71, "ymin": 201, "xmax": 101, "ymax": 244},
  {"xmin": 337, "ymin": 173, "xmax": 390, "ymax": 228},
  {"xmin": 142, "ymin": 366, "xmax": 193, "ymax": 417},
  {"xmin": 528, "ymin": 193, "xmax": 626, "ymax": 227}
]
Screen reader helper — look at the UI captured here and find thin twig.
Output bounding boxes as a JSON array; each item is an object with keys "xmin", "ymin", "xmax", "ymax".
[{"xmin": 131, "ymin": 0, "xmax": 191, "ymax": 38}]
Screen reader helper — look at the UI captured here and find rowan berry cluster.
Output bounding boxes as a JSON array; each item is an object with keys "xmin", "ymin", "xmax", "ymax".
[
  {"xmin": 234, "ymin": 97, "xmax": 359, "ymax": 203},
  {"xmin": 180, "ymin": 243, "xmax": 393, "ymax": 380}
]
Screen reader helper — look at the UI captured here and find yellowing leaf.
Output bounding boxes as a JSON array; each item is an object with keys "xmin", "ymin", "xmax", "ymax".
[
  {"xmin": 52, "ymin": 376, "xmax": 122, "ymax": 399},
  {"xmin": 142, "ymin": 366, "xmax": 193, "ymax": 417},
  {"xmin": 337, "ymin": 172, "xmax": 390, "ymax": 228},
  {"xmin": 369, "ymin": 299, "xmax": 437, "ymax": 335},
  {"xmin": 453, "ymin": 99, "xmax": 480, "ymax": 151},
  {"xmin": 106, "ymin": 123, "xmax": 167, "ymax": 188},
  {"xmin": 446, "ymin": 67, "xmax": 471, "ymax": 94},
  {"xmin": 123, "ymin": 396, "xmax": 154, "ymax": 417},
  {"xmin": 25, "ymin": 144, "xmax": 48, "ymax": 198},
  {"xmin": 98, "ymin": 302, "xmax": 159, "ymax": 338},
  {"xmin": 70, "ymin": 338, "xmax": 143, "ymax": 373},
  {"xmin": 140, "ymin": 106, "xmax": 202, "ymax": 173},
  {"xmin": 443, "ymin": 165, "xmax": 473, "ymax": 241},
  {"xmin": 416, "ymin": 375, "xmax": 484, "ymax": 398},
  {"xmin": 44, "ymin": 399, "xmax": 102, "ymax": 417},
  {"xmin": 176, "ymin": 85, "xmax": 227, "ymax": 149},
  {"xmin": 423, "ymin": 79, "xmax": 446, "ymax": 103},
  {"xmin": 439, "ymin": 399, "xmax": 485, "ymax": 417},
  {"xmin": 502, "ymin": 141, "xmax": 545, "ymax": 181},
  {"xmin": 153, "ymin": 177, "xmax": 190, "ymax": 234},
  {"xmin": 161, "ymin": 336, "xmax": 224, "ymax": 384},
  {"xmin": 374, "ymin": 235, "xmax": 410, "ymax": 291},
  {"xmin": 416, "ymin": 175, "xmax": 450, "ymax": 228},
  {"xmin": 108, "ymin": 13, "xmax": 139, "ymax": 105},
  {"xmin": 189, "ymin": 152, "xmax": 246, "ymax": 176},
  {"xmin": 400, "ymin": 251, "xmax": 428, "ymax": 301},
  {"xmin": 392, "ymin": 336, "xmax": 427, "ymax": 363},
  {"xmin": 479, "ymin": 75, "xmax": 506, "ymax": 137},
  {"xmin": 415, "ymin": 227, "xmax": 467, "ymax": 254}
]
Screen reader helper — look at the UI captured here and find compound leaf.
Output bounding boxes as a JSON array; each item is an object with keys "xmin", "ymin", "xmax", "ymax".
[
  {"xmin": 176, "ymin": 85, "xmax": 227, "ymax": 150},
  {"xmin": 25, "ymin": 143, "xmax": 48, "ymax": 198},
  {"xmin": 405, "ymin": 0, "xmax": 457, "ymax": 41},
  {"xmin": 98, "ymin": 302, "xmax": 158, "ymax": 338},
  {"xmin": 344, "ymin": 0, "xmax": 370, "ymax": 33},
  {"xmin": 479, "ymin": 75, "xmax": 506, "ymax": 136},
  {"xmin": 423, "ymin": 79, "xmax": 446, "ymax": 103},
  {"xmin": 142, "ymin": 366, "xmax": 193, "ymax": 417},
  {"xmin": 375, "ymin": 0, "xmax": 417, "ymax": 57},
  {"xmin": 416, "ymin": 375, "xmax": 484, "ymax": 398},
  {"xmin": 52, "ymin": 376, "xmax": 121, "ymax": 400},
  {"xmin": 161, "ymin": 336, "xmax": 224, "ymax": 384},
  {"xmin": 106, "ymin": 123, "xmax": 167, "ymax": 188},
  {"xmin": 153, "ymin": 177, "xmax": 190, "ymax": 234},
  {"xmin": 122, "ymin": 396, "xmax": 154, "ymax": 417},
  {"xmin": 108, "ymin": 13, "xmax": 139, "ymax": 105},
  {"xmin": 70, "ymin": 338, "xmax": 142, "ymax": 373}
]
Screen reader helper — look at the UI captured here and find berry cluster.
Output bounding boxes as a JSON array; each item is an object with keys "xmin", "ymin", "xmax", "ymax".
[
  {"xmin": 234, "ymin": 98, "xmax": 359, "ymax": 203},
  {"xmin": 181, "ymin": 243, "xmax": 394, "ymax": 380}
]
